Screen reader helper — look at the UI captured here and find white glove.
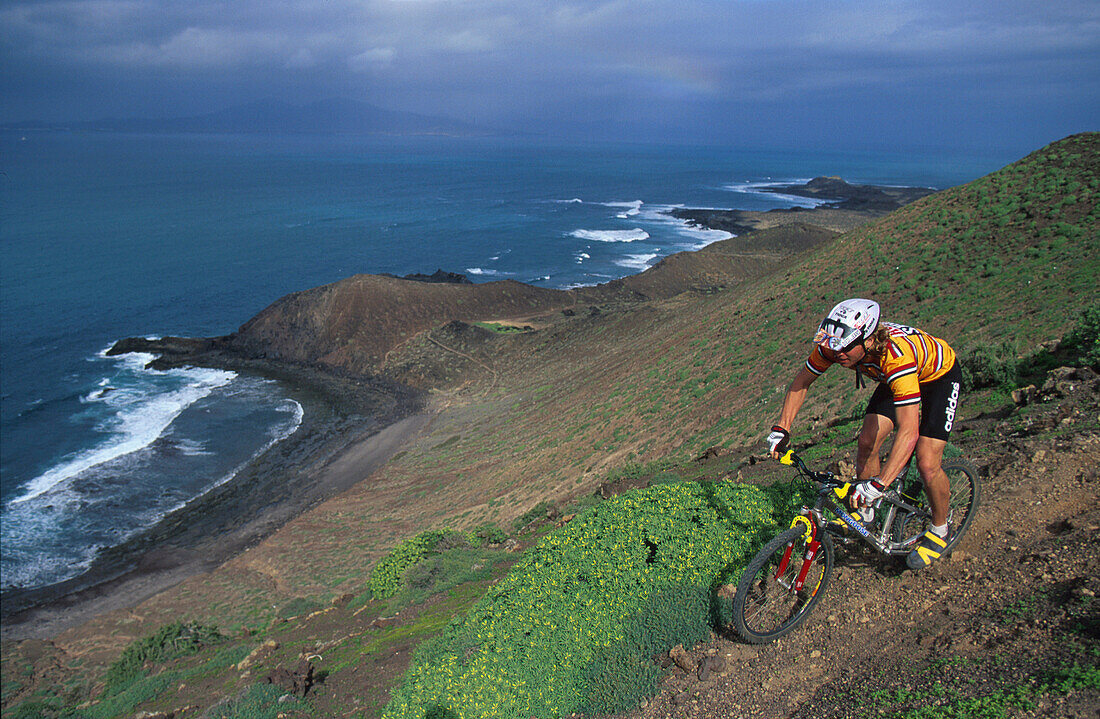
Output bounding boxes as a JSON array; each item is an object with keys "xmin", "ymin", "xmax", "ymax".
[
  {"xmin": 767, "ymin": 426, "xmax": 790, "ymax": 454},
  {"xmin": 852, "ymin": 479, "xmax": 885, "ymax": 507}
]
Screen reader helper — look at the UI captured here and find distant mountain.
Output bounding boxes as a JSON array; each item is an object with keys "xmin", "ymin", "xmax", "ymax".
[{"xmin": 3, "ymin": 98, "xmax": 486, "ymax": 136}]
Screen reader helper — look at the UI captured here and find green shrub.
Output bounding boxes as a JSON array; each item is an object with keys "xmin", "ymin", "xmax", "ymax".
[
  {"xmin": 370, "ymin": 530, "xmax": 450, "ymax": 599},
  {"xmin": 915, "ymin": 284, "xmax": 940, "ymax": 301},
  {"xmin": 388, "ymin": 548, "xmax": 508, "ymax": 609},
  {"xmin": 383, "ymin": 479, "xmax": 808, "ymax": 719},
  {"xmin": 576, "ymin": 583, "xmax": 713, "ymax": 714},
  {"xmin": 206, "ymin": 683, "xmax": 309, "ymax": 719},
  {"xmin": 434, "ymin": 529, "xmax": 472, "ymax": 551},
  {"xmin": 372, "ymin": 528, "xmax": 511, "ymax": 605},
  {"xmin": 1045, "ymin": 662, "xmax": 1100, "ymax": 692},
  {"xmin": 648, "ymin": 470, "xmax": 686, "ymax": 486},
  {"xmin": 562, "ymin": 494, "xmax": 602, "ymax": 515},
  {"xmin": 85, "ymin": 672, "xmax": 178, "ymax": 718},
  {"xmin": 7, "ymin": 699, "xmax": 66, "ymax": 719},
  {"xmin": 1017, "ymin": 302, "xmax": 1100, "ymax": 380},
  {"xmin": 959, "ymin": 341, "xmax": 1019, "ymax": 391},
  {"xmin": 1062, "ymin": 302, "xmax": 1100, "ymax": 369},
  {"xmin": 472, "ymin": 523, "xmax": 508, "ymax": 545},
  {"xmin": 511, "ymin": 501, "xmax": 554, "ymax": 531},
  {"xmin": 102, "ymin": 621, "xmax": 222, "ymax": 696}
]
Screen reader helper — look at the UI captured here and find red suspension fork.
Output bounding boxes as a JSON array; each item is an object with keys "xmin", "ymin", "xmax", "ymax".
[
  {"xmin": 776, "ymin": 515, "xmax": 816, "ymax": 583},
  {"xmin": 774, "ymin": 543, "xmax": 795, "ymax": 579},
  {"xmin": 793, "ymin": 539, "xmax": 822, "ymax": 592}
]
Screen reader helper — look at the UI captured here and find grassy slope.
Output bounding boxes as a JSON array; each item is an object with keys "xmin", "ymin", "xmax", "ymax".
[
  {"xmin": 363, "ymin": 133, "xmax": 1099, "ymax": 716},
  {"xmin": 4, "ymin": 133, "xmax": 1097, "ymax": 718}
]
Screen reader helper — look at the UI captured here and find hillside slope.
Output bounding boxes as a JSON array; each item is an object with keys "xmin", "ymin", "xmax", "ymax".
[
  {"xmin": 227, "ymin": 275, "xmax": 579, "ymax": 374},
  {"xmin": 348, "ymin": 133, "xmax": 1098, "ymax": 540},
  {"xmin": 2, "ymin": 133, "xmax": 1097, "ymax": 718}
]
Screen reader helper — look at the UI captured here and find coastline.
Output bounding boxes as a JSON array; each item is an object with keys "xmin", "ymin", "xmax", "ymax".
[
  {"xmin": 0, "ymin": 176, "xmax": 932, "ymax": 643},
  {"xmin": 0, "ymin": 362, "xmax": 429, "ymax": 640}
]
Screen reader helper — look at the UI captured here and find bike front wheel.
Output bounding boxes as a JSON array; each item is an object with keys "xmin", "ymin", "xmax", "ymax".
[{"xmin": 731, "ymin": 526, "xmax": 834, "ymax": 644}]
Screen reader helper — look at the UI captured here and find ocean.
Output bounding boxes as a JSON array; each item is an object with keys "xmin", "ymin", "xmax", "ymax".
[{"xmin": 0, "ymin": 131, "xmax": 1013, "ymax": 594}]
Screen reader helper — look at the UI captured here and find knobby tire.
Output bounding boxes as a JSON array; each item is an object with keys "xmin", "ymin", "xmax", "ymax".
[{"xmin": 732, "ymin": 526, "xmax": 834, "ymax": 644}]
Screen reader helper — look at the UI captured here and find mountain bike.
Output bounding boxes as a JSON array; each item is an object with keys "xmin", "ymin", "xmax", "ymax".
[{"xmin": 730, "ymin": 449, "xmax": 980, "ymax": 644}]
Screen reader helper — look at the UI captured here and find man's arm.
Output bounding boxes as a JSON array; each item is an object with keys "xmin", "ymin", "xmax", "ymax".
[
  {"xmin": 769, "ymin": 367, "xmax": 819, "ymax": 458},
  {"xmin": 776, "ymin": 366, "xmax": 818, "ymax": 430}
]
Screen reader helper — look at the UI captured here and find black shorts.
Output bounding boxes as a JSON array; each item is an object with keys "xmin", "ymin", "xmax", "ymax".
[{"xmin": 865, "ymin": 362, "xmax": 962, "ymax": 442}]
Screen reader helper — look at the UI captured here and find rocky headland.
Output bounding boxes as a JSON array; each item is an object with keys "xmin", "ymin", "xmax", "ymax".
[
  {"xmin": 763, "ymin": 175, "xmax": 937, "ymax": 210},
  {"xmin": 672, "ymin": 176, "xmax": 936, "ymax": 236}
]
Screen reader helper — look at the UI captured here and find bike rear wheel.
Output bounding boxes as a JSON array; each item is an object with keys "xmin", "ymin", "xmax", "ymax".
[
  {"xmin": 893, "ymin": 457, "xmax": 981, "ymax": 554},
  {"xmin": 731, "ymin": 526, "xmax": 834, "ymax": 644}
]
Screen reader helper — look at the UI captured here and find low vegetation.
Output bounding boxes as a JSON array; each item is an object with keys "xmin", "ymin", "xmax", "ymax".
[
  {"xmin": 102, "ymin": 622, "xmax": 223, "ymax": 696},
  {"xmin": 383, "ymin": 480, "xmax": 808, "ymax": 718},
  {"xmin": 958, "ymin": 300, "xmax": 1100, "ymax": 391},
  {"xmin": 849, "ymin": 662, "xmax": 1100, "ymax": 719}
]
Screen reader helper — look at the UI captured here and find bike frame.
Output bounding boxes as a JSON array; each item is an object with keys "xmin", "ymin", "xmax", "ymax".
[{"xmin": 779, "ymin": 449, "xmax": 930, "ymax": 557}]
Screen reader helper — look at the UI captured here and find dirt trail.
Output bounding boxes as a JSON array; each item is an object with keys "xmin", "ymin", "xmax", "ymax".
[{"xmin": 634, "ymin": 379, "xmax": 1100, "ymax": 719}]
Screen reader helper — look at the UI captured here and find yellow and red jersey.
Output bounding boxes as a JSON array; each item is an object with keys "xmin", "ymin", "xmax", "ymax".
[{"xmin": 805, "ymin": 322, "xmax": 957, "ymax": 406}]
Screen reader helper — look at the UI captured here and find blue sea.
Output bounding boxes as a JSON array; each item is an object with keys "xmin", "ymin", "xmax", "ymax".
[{"xmin": 0, "ymin": 131, "xmax": 1013, "ymax": 593}]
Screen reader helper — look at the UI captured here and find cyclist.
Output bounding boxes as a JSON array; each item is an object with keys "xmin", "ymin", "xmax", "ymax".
[{"xmin": 766, "ymin": 298, "xmax": 963, "ymax": 569}]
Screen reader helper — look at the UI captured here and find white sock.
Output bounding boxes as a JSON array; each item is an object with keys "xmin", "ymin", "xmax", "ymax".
[{"xmin": 931, "ymin": 523, "xmax": 948, "ymax": 538}]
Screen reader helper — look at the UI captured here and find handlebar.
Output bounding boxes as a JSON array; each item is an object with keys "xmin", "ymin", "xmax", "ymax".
[{"xmin": 778, "ymin": 450, "xmax": 845, "ymax": 488}]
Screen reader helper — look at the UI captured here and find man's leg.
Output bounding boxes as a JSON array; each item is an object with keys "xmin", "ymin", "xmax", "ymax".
[
  {"xmin": 907, "ymin": 435, "xmax": 952, "ymax": 569},
  {"xmin": 856, "ymin": 413, "xmax": 894, "ymax": 480},
  {"xmin": 915, "ymin": 436, "xmax": 949, "ymax": 527}
]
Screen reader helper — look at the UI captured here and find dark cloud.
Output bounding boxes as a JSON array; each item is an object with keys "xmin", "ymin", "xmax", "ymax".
[{"xmin": 1, "ymin": 0, "xmax": 1097, "ymax": 150}]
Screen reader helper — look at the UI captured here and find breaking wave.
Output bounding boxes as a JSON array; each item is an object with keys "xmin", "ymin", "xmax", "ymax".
[
  {"xmin": 568, "ymin": 229, "xmax": 651, "ymax": 243},
  {"xmin": 11, "ymin": 352, "xmax": 236, "ymax": 505},
  {"xmin": 615, "ymin": 253, "xmax": 659, "ymax": 270}
]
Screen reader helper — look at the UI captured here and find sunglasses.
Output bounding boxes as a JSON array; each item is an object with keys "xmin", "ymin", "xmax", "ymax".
[
  {"xmin": 814, "ymin": 326, "xmax": 863, "ymax": 354},
  {"xmin": 815, "ymin": 335, "xmax": 863, "ymax": 359},
  {"xmin": 837, "ymin": 337, "xmax": 864, "ymax": 354}
]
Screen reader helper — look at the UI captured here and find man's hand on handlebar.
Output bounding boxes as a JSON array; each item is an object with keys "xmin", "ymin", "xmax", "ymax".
[
  {"xmin": 767, "ymin": 426, "xmax": 790, "ymax": 459},
  {"xmin": 850, "ymin": 478, "xmax": 885, "ymax": 509}
]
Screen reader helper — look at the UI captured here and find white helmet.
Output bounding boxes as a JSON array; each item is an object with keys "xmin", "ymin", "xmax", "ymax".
[{"xmin": 814, "ymin": 298, "xmax": 880, "ymax": 352}]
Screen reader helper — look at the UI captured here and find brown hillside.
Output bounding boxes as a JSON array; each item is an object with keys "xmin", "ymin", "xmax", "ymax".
[
  {"xmin": 184, "ymin": 223, "xmax": 841, "ymax": 382},
  {"xmin": 361, "ymin": 132, "xmax": 1099, "ymax": 540},
  {"xmin": 607, "ymin": 223, "xmax": 839, "ymax": 299},
  {"xmin": 228, "ymin": 275, "xmax": 579, "ymax": 373}
]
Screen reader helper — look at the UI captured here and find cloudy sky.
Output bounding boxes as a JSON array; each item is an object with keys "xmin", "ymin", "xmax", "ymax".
[{"xmin": 2, "ymin": 0, "xmax": 1097, "ymax": 151}]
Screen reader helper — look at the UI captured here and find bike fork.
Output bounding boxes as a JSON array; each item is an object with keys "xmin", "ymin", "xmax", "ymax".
[
  {"xmin": 774, "ymin": 538, "xmax": 821, "ymax": 593},
  {"xmin": 774, "ymin": 544, "xmax": 795, "ymax": 588},
  {"xmin": 793, "ymin": 540, "xmax": 821, "ymax": 592}
]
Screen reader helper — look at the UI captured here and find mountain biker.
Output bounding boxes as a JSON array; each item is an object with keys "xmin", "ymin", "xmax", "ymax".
[{"xmin": 766, "ymin": 298, "xmax": 963, "ymax": 569}]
